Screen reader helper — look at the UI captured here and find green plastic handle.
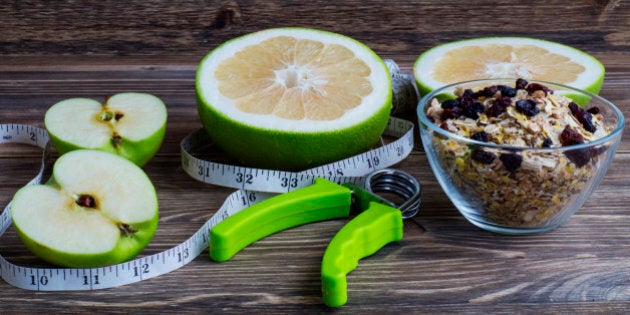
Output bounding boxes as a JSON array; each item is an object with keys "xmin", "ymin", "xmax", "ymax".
[
  {"xmin": 321, "ymin": 202, "xmax": 403, "ymax": 307},
  {"xmin": 209, "ymin": 178, "xmax": 352, "ymax": 262}
]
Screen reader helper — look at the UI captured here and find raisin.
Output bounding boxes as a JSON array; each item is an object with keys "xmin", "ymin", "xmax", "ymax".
[
  {"xmin": 439, "ymin": 122, "xmax": 449, "ymax": 130},
  {"xmin": 565, "ymin": 148, "xmax": 592, "ymax": 167},
  {"xmin": 441, "ymin": 99, "xmax": 460, "ymax": 109},
  {"xmin": 515, "ymin": 78, "xmax": 528, "ymax": 90},
  {"xmin": 497, "ymin": 96, "xmax": 513, "ymax": 107},
  {"xmin": 458, "ymin": 94, "xmax": 474, "ymax": 108},
  {"xmin": 462, "ymin": 89, "xmax": 474, "ymax": 97},
  {"xmin": 486, "ymin": 103, "xmax": 505, "ymax": 117},
  {"xmin": 587, "ymin": 107, "xmax": 600, "ymax": 115},
  {"xmin": 485, "ymin": 97, "xmax": 511, "ymax": 117},
  {"xmin": 541, "ymin": 138, "xmax": 553, "ymax": 148},
  {"xmin": 499, "ymin": 153, "xmax": 523, "ymax": 173},
  {"xmin": 515, "ymin": 99, "xmax": 540, "ymax": 116},
  {"xmin": 441, "ymin": 107, "xmax": 462, "ymax": 120},
  {"xmin": 559, "ymin": 125, "xmax": 585, "ymax": 146},
  {"xmin": 525, "ymin": 83, "xmax": 552, "ymax": 96},
  {"xmin": 499, "ymin": 85, "xmax": 517, "ymax": 97},
  {"xmin": 462, "ymin": 101, "xmax": 485, "ymax": 119},
  {"xmin": 470, "ymin": 131, "xmax": 489, "ymax": 142},
  {"xmin": 471, "ymin": 149, "xmax": 496, "ymax": 164},
  {"xmin": 569, "ymin": 102, "xmax": 596, "ymax": 133},
  {"xmin": 472, "ymin": 85, "xmax": 500, "ymax": 98}
]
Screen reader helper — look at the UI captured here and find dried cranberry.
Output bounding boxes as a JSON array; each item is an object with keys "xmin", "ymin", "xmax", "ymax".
[
  {"xmin": 525, "ymin": 83, "xmax": 552, "ymax": 96},
  {"xmin": 515, "ymin": 99, "xmax": 540, "ymax": 116},
  {"xmin": 462, "ymin": 101, "xmax": 485, "ymax": 119},
  {"xmin": 560, "ymin": 125, "xmax": 595, "ymax": 166},
  {"xmin": 441, "ymin": 107, "xmax": 462, "ymax": 120},
  {"xmin": 471, "ymin": 149, "xmax": 496, "ymax": 164},
  {"xmin": 499, "ymin": 85, "xmax": 517, "ymax": 97},
  {"xmin": 499, "ymin": 153, "xmax": 523, "ymax": 173},
  {"xmin": 441, "ymin": 99, "xmax": 460, "ymax": 109},
  {"xmin": 439, "ymin": 122, "xmax": 449, "ymax": 130},
  {"xmin": 587, "ymin": 107, "xmax": 600, "ymax": 115},
  {"xmin": 515, "ymin": 78, "xmax": 528, "ymax": 90},
  {"xmin": 569, "ymin": 102, "xmax": 596, "ymax": 133},
  {"xmin": 559, "ymin": 125, "xmax": 585, "ymax": 146},
  {"xmin": 541, "ymin": 138, "xmax": 553, "ymax": 148},
  {"xmin": 470, "ymin": 131, "xmax": 489, "ymax": 142}
]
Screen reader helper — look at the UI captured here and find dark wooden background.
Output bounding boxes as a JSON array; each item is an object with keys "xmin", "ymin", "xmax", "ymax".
[{"xmin": 1, "ymin": 1, "xmax": 629, "ymax": 313}]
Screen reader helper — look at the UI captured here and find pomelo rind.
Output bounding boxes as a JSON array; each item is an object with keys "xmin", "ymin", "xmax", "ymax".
[
  {"xmin": 413, "ymin": 37, "xmax": 605, "ymax": 96},
  {"xmin": 196, "ymin": 28, "xmax": 392, "ymax": 171}
]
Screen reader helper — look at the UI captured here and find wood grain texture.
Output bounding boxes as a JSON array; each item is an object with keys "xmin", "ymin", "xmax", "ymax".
[{"xmin": 1, "ymin": 0, "xmax": 629, "ymax": 313}]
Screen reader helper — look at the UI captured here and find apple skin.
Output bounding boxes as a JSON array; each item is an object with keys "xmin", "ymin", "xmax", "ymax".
[
  {"xmin": 44, "ymin": 93, "xmax": 167, "ymax": 166},
  {"xmin": 47, "ymin": 124, "xmax": 166, "ymax": 167},
  {"xmin": 11, "ymin": 208, "xmax": 158, "ymax": 268},
  {"xmin": 10, "ymin": 150, "xmax": 160, "ymax": 268}
]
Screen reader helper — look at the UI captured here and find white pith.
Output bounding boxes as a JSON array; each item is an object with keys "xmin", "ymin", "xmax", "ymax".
[
  {"xmin": 197, "ymin": 28, "xmax": 390, "ymax": 132},
  {"xmin": 414, "ymin": 37, "xmax": 604, "ymax": 90},
  {"xmin": 45, "ymin": 93, "xmax": 166, "ymax": 147},
  {"xmin": 11, "ymin": 150, "xmax": 157, "ymax": 254}
]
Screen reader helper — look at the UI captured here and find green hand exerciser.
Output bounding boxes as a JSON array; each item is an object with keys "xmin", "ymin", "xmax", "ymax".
[{"xmin": 208, "ymin": 169, "xmax": 422, "ymax": 307}]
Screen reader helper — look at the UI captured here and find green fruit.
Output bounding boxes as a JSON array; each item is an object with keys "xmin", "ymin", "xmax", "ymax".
[
  {"xmin": 10, "ymin": 150, "xmax": 159, "ymax": 268},
  {"xmin": 45, "ymin": 92, "xmax": 167, "ymax": 166},
  {"xmin": 414, "ymin": 37, "xmax": 605, "ymax": 96},
  {"xmin": 196, "ymin": 27, "xmax": 392, "ymax": 171}
]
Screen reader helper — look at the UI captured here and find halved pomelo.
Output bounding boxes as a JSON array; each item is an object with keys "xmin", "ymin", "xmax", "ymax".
[
  {"xmin": 196, "ymin": 28, "xmax": 392, "ymax": 171},
  {"xmin": 414, "ymin": 37, "xmax": 605, "ymax": 96}
]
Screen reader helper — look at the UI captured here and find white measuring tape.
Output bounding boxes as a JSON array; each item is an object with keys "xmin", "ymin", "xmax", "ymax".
[{"xmin": 0, "ymin": 117, "xmax": 414, "ymax": 291}]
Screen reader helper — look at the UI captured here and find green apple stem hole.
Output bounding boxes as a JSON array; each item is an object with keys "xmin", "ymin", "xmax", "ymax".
[
  {"xmin": 76, "ymin": 194, "xmax": 97, "ymax": 208},
  {"xmin": 118, "ymin": 223, "xmax": 138, "ymax": 238},
  {"xmin": 98, "ymin": 110, "xmax": 124, "ymax": 123},
  {"xmin": 111, "ymin": 133, "xmax": 123, "ymax": 148}
]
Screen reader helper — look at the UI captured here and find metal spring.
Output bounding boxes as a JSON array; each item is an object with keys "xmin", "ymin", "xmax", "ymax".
[{"xmin": 364, "ymin": 169, "xmax": 422, "ymax": 219}]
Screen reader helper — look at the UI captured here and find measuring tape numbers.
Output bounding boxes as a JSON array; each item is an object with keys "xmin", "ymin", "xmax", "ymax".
[{"xmin": 0, "ymin": 116, "xmax": 415, "ymax": 291}]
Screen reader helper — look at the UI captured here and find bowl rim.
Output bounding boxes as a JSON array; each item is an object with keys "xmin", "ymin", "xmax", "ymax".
[{"xmin": 416, "ymin": 78, "xmax": 625, "ymax": 151}]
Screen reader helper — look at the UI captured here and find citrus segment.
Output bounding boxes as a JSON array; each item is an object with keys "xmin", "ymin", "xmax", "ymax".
[
  {"xmin": 414, "ymin": 37, "xmax": 605, "ymax": 96},
  {"xmin": 196, "ymin": 28, "xmax": 391, "ymax": 170}
]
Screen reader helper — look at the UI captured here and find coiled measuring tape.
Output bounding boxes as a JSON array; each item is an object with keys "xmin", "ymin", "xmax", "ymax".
[{"xmin": 0, "ymin": 60, "xmax": 417, "ymax": 291}]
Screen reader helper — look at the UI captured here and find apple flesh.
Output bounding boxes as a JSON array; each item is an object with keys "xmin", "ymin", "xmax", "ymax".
[
  {"xmin": 10, "ymin": 150, "xmax": 159, "ymax": 268},
  {"xmin": 44, "ymin": 92, "xmax": 167, "ymax": 166}
]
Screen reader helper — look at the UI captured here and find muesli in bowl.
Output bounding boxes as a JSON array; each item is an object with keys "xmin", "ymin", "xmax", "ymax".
[{"xmin": 417, "ymin": 78, "xmax": 624, "ymax": 234}]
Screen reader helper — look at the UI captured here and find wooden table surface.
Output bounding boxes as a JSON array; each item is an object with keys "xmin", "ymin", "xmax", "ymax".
[{"xmin": 1, "ymin": 1, "xmax": 629, "ymax": 313}]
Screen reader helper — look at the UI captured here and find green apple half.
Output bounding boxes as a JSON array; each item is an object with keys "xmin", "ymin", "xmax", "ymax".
[
  {"xmin": 44, "ymin": 92, "xmax": 167, "ymax": 166},
  {"xmin": 10, "ymin": 150, "xmax": 159, "ymax": 268}
]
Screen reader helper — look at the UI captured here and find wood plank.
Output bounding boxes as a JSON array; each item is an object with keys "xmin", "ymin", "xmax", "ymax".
[{"xmin": 0, "ymin": 0, "xmax": 629, "ymax": 312}]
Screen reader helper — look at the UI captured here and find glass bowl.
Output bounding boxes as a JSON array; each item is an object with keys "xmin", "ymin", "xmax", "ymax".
[{"xmin": 416, "ymin": 78, "xmax": 624, "ymax": 235}]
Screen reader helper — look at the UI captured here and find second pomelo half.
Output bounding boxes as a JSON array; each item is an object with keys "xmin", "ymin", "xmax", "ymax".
[
  {"xmin": 196, "ymin": 28, "xmax": 392, "ymax": 171},
  {"xmin": 413, "ymin": 37, "xmax": 605, "ymax": 96}
]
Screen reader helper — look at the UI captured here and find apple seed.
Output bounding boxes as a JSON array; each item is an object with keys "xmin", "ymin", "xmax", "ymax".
[
  {"xmin": 76, "ymin": 194, "xmax": 97, "ymax": 208},
  {"xmin": 111, "ymin": 133, "xmax": 123, "ymax": 148},
  {"xmin": 99, "ymin": 111, "xmax": 114, "ymax": 122},
  {"xmin": 118, "ymin": 223, "xmax": 138, "ymax": 238}
]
